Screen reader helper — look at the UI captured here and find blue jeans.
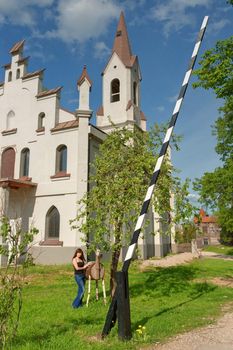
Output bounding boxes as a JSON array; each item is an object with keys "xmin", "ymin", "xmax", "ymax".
[{"xmin": 72, "ymin": 274, "xmax": 85, "ymax": 308}]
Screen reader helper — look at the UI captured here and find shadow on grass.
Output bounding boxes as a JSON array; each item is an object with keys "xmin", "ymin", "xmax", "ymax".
[
  {"xmin": 130, "ymin": 265, "xmax": 198, "ymax": 298},
  {"xmin": 132, "ymin": 281, "xmax": 216, "ymax": 331}
]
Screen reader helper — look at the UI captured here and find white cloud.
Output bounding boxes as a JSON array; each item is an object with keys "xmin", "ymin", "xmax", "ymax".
[
  {"xmin": 94, "ymin": 41, "xmax": 111, "ymax": 60},
  {"xmin": 156, "ymin": 105, "xmax": 165, "ymax": 112},
  {"xmin": 0, "ymin": 0, "xmax": 54, "ymax": 27},
  {"xmin": 210, "ymin": 18, "xmax": 231, "ymax": 32},
  {"xmin": 150, "ymin": 0, "xmax": 212, "ymax": 37},
  {"xmin": 168, "ymin": 94, "xmax": 178, "ymax": 103},
  {"xmin": 45, "ymin": 0, "xmax": 120, "ymax": 43}
]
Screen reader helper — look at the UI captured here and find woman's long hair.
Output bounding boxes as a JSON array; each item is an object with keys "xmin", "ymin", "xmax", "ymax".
[{"xmin": 72, "ymin": 248, "xmax": 86, "ymax": 261}]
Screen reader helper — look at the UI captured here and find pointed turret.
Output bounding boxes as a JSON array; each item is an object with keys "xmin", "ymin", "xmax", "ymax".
[
  {"xmin": 77, "ymin": 65, "xmax": 92, "ymax": 111},
  {"xmin": 112, "ymin": 11, "xmax": 134, "ymax": 67},
  {"xmin": 97, "ymin": 12, "xmax": 146, "ymax": 133},
  {"xmin": 77, "ymin": 65, "xmax": 92, "ymax": 88}
]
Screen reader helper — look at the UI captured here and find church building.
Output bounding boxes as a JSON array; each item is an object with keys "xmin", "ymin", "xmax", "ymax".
[{"xmin": 0, "ymin": 12, "xmax": 171, "ymax": 265}]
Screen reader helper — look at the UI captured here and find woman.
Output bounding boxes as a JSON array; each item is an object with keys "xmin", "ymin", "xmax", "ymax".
[{"xmin": 72, "ymin": 248, "xmax": 90, "ymax": 308}]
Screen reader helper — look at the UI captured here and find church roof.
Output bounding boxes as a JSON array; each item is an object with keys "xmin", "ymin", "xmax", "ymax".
[
  {"xmin": 9, "ymin": 40, "xmax": 25, "ymax": 55},
  {"xmin": 51, "ymin": 120, "xmax": 79, "ymax": 132},
  {"xmin": 17, "ymin": 56, "xmax": 30, "ymax": 65},
  {"xmin": 140, "ymin": 111, "xmax": 147, "ymax": 121},
  {"xmin": 77, "ymin": 65, "xmax": 92, "ymax": 86},
  {"xmin": 96, "ymin": 106, "xmax": 104, "ymax": 116},
  {"xmin": 36, "ymin": 86, "xmax": 62, "ymax": 98},
  {"xmin": 22, "ymin": 69, "xmax": 45, "ymax": 80},
  {"xmin": 112, "ymin": 11, "xmax": 133, "ymax": 67}
]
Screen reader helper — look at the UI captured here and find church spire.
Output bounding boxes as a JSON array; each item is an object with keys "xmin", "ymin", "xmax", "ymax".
[{"xmin": 112, "ymin": 11, "xmax": 133, "ymax": 67}]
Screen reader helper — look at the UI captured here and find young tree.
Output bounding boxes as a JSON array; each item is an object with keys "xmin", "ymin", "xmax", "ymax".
[
  {"xmin": 0, "ymin": 217, "xmax": 38, "ymax": 348},
  {"xmin": 71, "ymin": 124, "xmax": 188, "ymax": 295},
  {"xmin": 193, "ymin": 7, "xmax": 233, "ymax": 242}
]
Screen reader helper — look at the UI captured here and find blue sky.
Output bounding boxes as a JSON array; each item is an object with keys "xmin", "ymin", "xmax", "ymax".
[{"xmin": 0, "ymin": 0, "xmax": 232, "ymax": 203}]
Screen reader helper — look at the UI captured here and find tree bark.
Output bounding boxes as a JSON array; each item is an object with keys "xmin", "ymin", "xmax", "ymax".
[{"xmin": 109, "ymin": 227, "xmax": 121, "ymax": 298}]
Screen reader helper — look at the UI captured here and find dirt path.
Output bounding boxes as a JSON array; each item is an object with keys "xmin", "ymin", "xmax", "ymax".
[
  {"xmin": 145, "ymin": 306, "xmax": 233, "ymax": 350},
  {"xmin": 141, "ymin": 251, "xmax": 233, "ymax": 350}
]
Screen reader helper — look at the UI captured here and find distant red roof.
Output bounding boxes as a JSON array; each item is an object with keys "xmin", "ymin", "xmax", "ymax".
[{"xmin": 194, "ymin": 209, "xmax": 218, "ymax": 224}]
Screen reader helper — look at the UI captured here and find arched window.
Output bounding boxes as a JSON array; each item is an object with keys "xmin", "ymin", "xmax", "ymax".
[
  {"xmin": 38, "ymin": 112, "xmax": 45, "ymax": 130},
  {"xmin": 6, "ymin": 110, "xmax": 15, "ymax": 130},
  {"xmin": 56, "ymin": 145, "xmax": 67, "ymax": 173},
  {"xmin": 16, "ymin": 69, "xmax": 20, "ymax": 79},
  {"xmin": 8, "ymin": 71, "xmax": 12, "ymax": 82},
  {"xmin": 20, "ymin": 148, "xmax": 30, "ymax": 177},
  {"xmin": 1, "ymin": 147, "xmax": 15, "ymax": 178},
  {"xmin": 45, "ymin": 206, "xmax": 60, "ymax": 239},
  {"xmin": 111, "ymin": 79, "xmax": 120, "ymax": 102},
  {"xmin": 133, "ymin": 82, "xmax": 137, "ymax": 105}
]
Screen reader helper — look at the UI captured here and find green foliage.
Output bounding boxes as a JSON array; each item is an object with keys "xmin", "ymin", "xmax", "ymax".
[
  {"xmin": 192, "ymin": 11, "xmax": 233, "ymax": 241},
  {"xmin": 71, "ymin": 124, "xmax": 195, "ymax": 293},
  {"xmin": 72, "ymin": 125, "xmax": 176, "ymax": 253},
  {"xmin": 8, "ymin": 260, "xmax": 233, "ymax": 349},
  {"xmin": 175, "ymin": 223, "xmax": 198, "ymax": 244},
  {"xmin": 0, "ymin": 216, "xmax": 38, "ymax": 349},
  {"xmin": 203, "ymin": 244, "xmax": 233, "ymax": 256}
]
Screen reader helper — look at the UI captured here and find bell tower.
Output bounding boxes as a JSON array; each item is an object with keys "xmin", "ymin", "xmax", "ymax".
[{"xmin": 96, "ymin": 12, "xmax": 146, "ymax": 133}]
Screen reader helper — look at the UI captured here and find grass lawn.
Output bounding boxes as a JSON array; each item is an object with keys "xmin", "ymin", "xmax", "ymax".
[
  {"xmin": 203, "ymin": 244, "xmax": 233, "ymax": 256},
  {"xmin": 11, "ymin": 258, "xmax": 233, "ymax": 350}
]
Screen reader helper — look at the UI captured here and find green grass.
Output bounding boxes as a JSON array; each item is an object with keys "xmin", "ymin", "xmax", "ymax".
[
  {"xmin": 10, "ymin": 258, "xmax": 233, "ymax": 350},
  {"xmin": 203, "ymin": 244, "xmax": 233, "ymax": 256}
]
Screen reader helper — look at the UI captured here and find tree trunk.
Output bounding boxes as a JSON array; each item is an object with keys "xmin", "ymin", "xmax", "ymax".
[
  {"xmin": 110, "ymin": 227, "xmax": 121, "ymax": 298},
  {"xmin": 110, "ymin": 247, "xmax": 121, "ymax": 298}
]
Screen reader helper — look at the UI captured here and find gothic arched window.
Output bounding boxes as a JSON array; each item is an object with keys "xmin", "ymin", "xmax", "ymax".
[
  {"xmin": 56, "ymin": 145, "xmax": 67, "ymax": 173},
  {"xmin": 45, "ymin": 206, "xmax": 60, "ymax": 239},
  {"xmin": 8, "ymin": 71, "xmax": 12, "ymax": 82},
  {"xmin": 16, "ymin": 69, "xmax": 20, "ymax": 79},
  {"xmin": 111, "ymin": 79, "xmax": 120, "ymax": 102},
  {"xmin": 133, "ymin": 82, "xmax": 138, "ymax": 105},
  {"xmin": 6, "ymin": 110, "xmax": 15, "ymax": 130},
  {"xmin": 20, "ymin": 148, "xmax": 30, "ymax": 177},
  {"xmin": 38, "ymin": 112, "xmax": 45, "ymax": 130},
  {"xmin": 1, "ymin": 147, "xmax": 15, "ymax": 179}
]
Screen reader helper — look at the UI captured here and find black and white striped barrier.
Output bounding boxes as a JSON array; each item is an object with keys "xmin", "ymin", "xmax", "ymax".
[{"xmin": 102, "ymin": 16, "xmax": 209, "ymax": 339}]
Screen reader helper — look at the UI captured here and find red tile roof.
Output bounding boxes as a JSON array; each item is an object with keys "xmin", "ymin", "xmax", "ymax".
[
  {"xmin": 77, "ymin": 65, "xmax": 92, "ymax": 86},
  {"xmin": 112, "ymin": 12, "xmax": 134, "ymax": 67},
  {"xmin": 17, "ymin": 56, "xmax": 30, "ymax": 65},
  {"xmin": 22, "ymin": 69, "xmax": 45, "ymax": 80},
  {"xmin": 36, "ymin": 86, "xmax": 62, "ymax": 98},
  {"xmin": 2, "ymin": 63, "xmax": 11, "ymax": 69},
  {"xmin": 194, "ymin": 209, "xmax": 218, "ymax": 224},
  {"xmin": 9, "ymin": 40, "xmax": 25, "ymax": 54},
  {"xmin": 140, "ymin": 111, "xmax": 147, "ymax": 121},
  {"xmin": 126, "ymin": 100, "xmax": 133, "ymax": 111},
  {"xmin": 51, "ymin": 120, "xmax": 79, "ymax": 132},
  {"xmin": 96, "ymin": 106, "xmax": 104, "ymax": 116}
]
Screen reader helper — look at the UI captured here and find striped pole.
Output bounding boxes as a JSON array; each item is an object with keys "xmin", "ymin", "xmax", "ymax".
[{"xmin": 102, "ymin": 16, "xmax": 209, "ymax": 337}]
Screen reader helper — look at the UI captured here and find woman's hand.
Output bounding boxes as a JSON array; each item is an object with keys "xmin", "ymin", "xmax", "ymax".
[{"xmin": 85, "ymin": 262, "xmax": 92, "ymax": 269}]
